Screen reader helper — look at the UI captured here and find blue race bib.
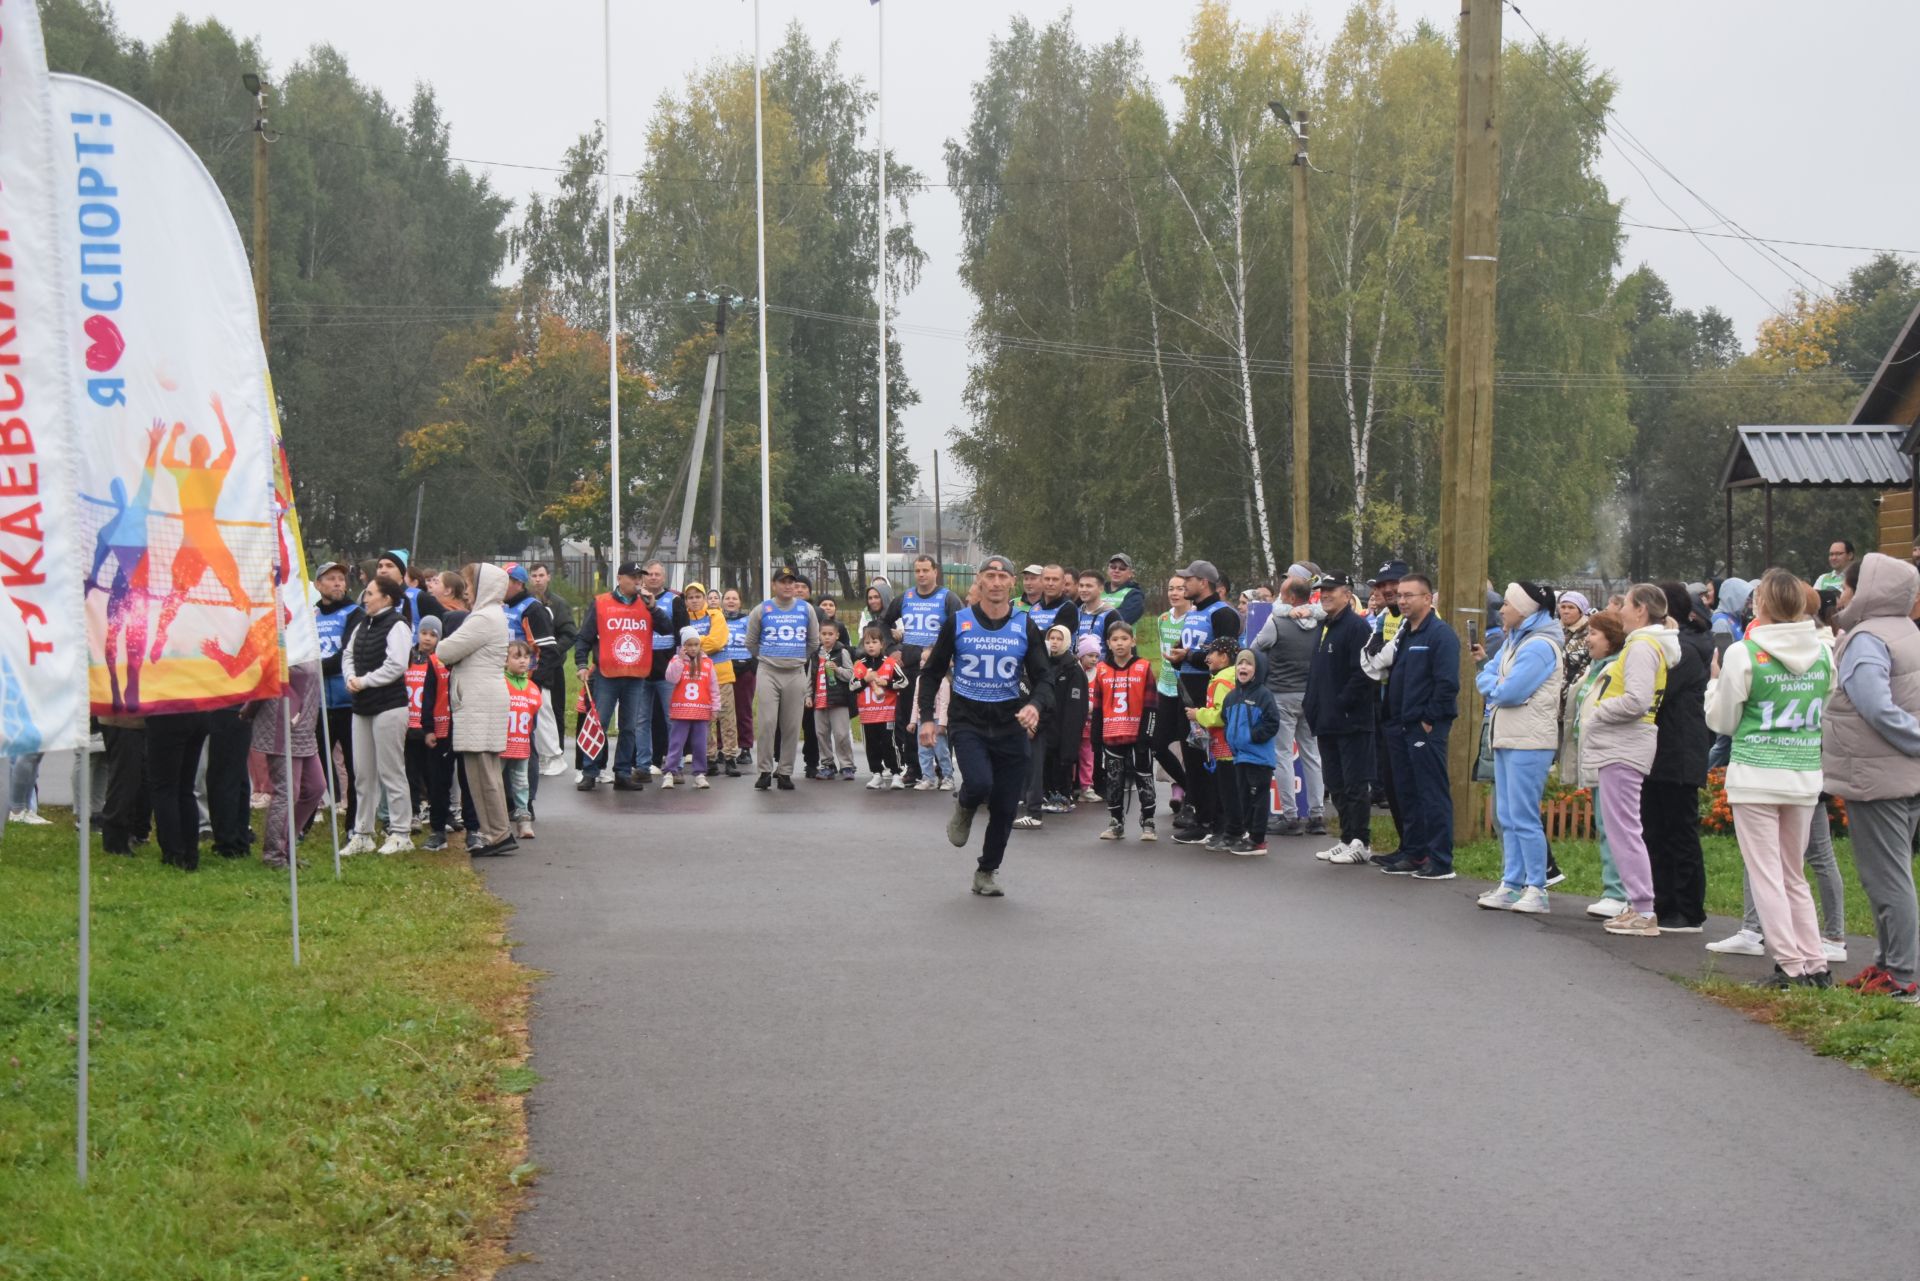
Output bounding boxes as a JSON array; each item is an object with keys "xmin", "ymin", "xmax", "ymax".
[
  {"xmin": 951, "ymin": 606, "xmax": 1028, "ymax": 702},
  {"xmin": 900, "ymin": 588, "xmax": 950, "ymax": 648},
  {"xmin": 759, "ymin": 600, "xmax": 809, "ymax": 661}
]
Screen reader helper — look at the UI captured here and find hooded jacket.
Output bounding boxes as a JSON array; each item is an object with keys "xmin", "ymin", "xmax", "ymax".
[
  {"xmin": 1648, "ymin": 618, "xmax": 1714, "ymax": 785},
  {"xmin": 434, "ymin": 562, "xmax": 511, "ymax": 753},
  {"xmin": 1475, "ymin": 610, "xmax": 1566, "ymax": 751},
  {"xmin": 1824, "ymin": 552, "xmax": 1920, "ymax": 801},
  {"xmin": 1581, "ymin": 622, "xmax": 1681, "ymax": 774},
  {"xmin": 1712, "ymin": 578, "xmax": 1751, "ymax": 653},
  {"xmin": 1221, "ymin": 652, "xmax": 1281, "ymax": 766},
  {"xmin": 1251, "ymin": 602, "xmax": 1318, "ymax": 696},
  {"xmin": 1191, "ymin": 661, "xmax": 1238, "ymax": 761},
  {"xmin": 1705, "ymin": 617, "xmax": 1830, "ymax": 805}
]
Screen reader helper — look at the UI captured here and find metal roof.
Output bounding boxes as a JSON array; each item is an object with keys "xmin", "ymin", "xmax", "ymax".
[{"xmin": 1719, "ymin": 424, "xmax": 1910, "ymax": 490}]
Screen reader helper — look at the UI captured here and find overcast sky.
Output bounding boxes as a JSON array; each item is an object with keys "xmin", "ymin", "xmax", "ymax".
[{"xmin": 112, "ymin": 0, "xmax": 1920, "ymax": 494}]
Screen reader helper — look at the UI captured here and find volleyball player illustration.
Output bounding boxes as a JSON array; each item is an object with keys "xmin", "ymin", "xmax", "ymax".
[
  {"xmin": 149, "ymin": 394, "xmax": 254, "ymax": 662},
  {"xmin": 87, "ymin": 419, "xmax": 165, "ymax": 710}
]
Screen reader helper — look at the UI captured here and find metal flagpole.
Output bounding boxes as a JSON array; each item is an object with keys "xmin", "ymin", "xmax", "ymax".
[
  {"xmin": 281, "ymin": 638, "xmax": 300, "ymax": 967},
  {"xmin": 754, "ymin": 0, "xmax": 773, "ymax": 597},
  {"xmin": 605, "ymin": 0, "xmax": 622, "ymax": 579},
  {"xmin": 874, "ymin": 0, "xmax": 888, "ymax": 590},
  {"xmin": 76, "ymin": 762, "xmax": 90, "ymax": 1182},
  {"xmin": 315, "ymin": 687, "xmax": 343, "ymax": 878}
]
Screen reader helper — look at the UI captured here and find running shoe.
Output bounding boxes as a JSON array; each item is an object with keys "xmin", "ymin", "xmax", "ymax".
[
  {"xmin": 1411, "ymin": 864, "xmax": 1456, "ymax": 881},
  {"xmin": 1604, "ymin": 911, "xmax": 1659, "ymax": 936},
  {"xmin": 775, "ymin": 774, "xmax": 795, "ymax": 791},
  {"xmin": 1100, "ymin": 821, "xmax": 1123, "ymax": 841},
  {"xmin": 693, "ymin": 775, "xmax": 710, "ymax": 790},
  {"xmin": 939, "ymin": 778, "xmax": 955, "ymax": 791},
  {"xmin": 1477, "ymin": 883, "xmax": 1522, "ymax": 910},
  {"xmin": 1510, "ymin": 887, "xmax": 1551, "ymax": 915},
  {"xmin": 948, "ymin": 799, "xmax": 978, "ymax": 847},
  {"xmin": 660, "ymin": 773, "xmax": 677, "ymax": 789},
  {"xmin": 1171, "ymin": 827, "xmax": 1210, "ymax": 846},
  {"xmin": 1077, "ymin": 787, "xmax": 1102, "ymax": 804},
  {"xmin": 377, "ymin": 833, "xmax": 414, "ymax": 856},
  {"xmin": 1585, "ymin": 898, "xmax": 1628, "ymax": 919},
  {"xmin": 1327, "ymin": 843, "xmax": 1373, "ymax": 865},
  {"xmin": 865, "ymin": 774, "xmax": 888, "ymax": 791},
  {"xmin": 341, "ymin": 834, "xmax": 376, "ymax": 857},
  {"xmin": 1139, "ymin": 820, "xmax": 1157, "ymax": 842},
  {"xmin": 1013, "ymin": 815, "xmax": 1043, "ymax": 830},
  {"xmin": 912, "ymin": 779, "xmax": 937, "ymax": 791},
  {"xmin": 755, "ymin": 773, "xmax": 773, "ymax": 791},
  {"xmin": 1706, "ymin": 928, "xmax": 1766, "ymax": 956},
  {"xmin": 971, "ymin": 869, "xmax": 1003, "ymax": 897},
  {"xmin": 841, "ymin": 767, "xmax": 857, "ymax": 781},
  {"xmin": 8, "ymin": 810, "xmax": 50, "ymax": 826},
  {"xmin": 1821, "ymin": 939, "xmax": 1847, "ymax": 963}
]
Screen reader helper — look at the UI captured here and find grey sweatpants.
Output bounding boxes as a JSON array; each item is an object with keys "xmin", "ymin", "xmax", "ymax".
[
  {"xmin": 754, "ymin": 662, "xmax": 809, "ymax": 778},
  {"xmin": 1742, "ymin": 810, "xmax": 1845, "ymax": 942},
  {"xmin": 1845, "ymin": 794, "xmax": 1920, "ymax": 984},
  {"xmin": 816, "ymin": 706, "xmax": 854, "ymax": 772},
  {"xmin": 351, "ymin": 706, "xmax": 412, "ymax": 838},
  {"xmin": 1273, "ymin": 692, "xmax": 1323, "ymax": 819}
]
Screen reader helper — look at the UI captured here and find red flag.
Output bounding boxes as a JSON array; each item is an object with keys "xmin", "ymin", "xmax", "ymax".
[{"xmin": 576, "ymin": 696, "xmax": 606, "ymax": 761}]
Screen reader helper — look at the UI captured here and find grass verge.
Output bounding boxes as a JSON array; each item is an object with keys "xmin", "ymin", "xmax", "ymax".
[
  {"xmin": 0, "ymin": 814, "xmax": 533, "ymax": 1280},
  {"xmin": 1692, "ymin": 980, "xmax": 1920, "ymax": 1095}
]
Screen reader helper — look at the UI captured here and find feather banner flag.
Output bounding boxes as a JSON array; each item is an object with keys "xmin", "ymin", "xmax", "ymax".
[
  {"xmin": 52, "ymin": 73, "xmax": 286, "ymax": 713},
  {"xmin": 0, "ymin": 0, "xmax": 89, "ymax": 755}
]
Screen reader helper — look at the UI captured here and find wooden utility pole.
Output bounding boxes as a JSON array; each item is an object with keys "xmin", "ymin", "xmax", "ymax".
[
  {"xmin": 1438, "ymin": 0, "xmax": 1503, "ymax": 844},
  {"xmin": 1289, "ymin": 110, "xmax": 1311, "ymax": 563},
  {"xmin": 246, "ymin": 74, "xmax": 268, "ymax": 345}
]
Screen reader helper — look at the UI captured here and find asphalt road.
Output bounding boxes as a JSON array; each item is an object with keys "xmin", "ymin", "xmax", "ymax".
[{"xmin": 482, "ymin": 772, "xmax": 1920, "ymax": 1280}]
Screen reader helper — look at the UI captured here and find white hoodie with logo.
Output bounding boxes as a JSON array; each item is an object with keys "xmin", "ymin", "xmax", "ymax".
[{"xmin": 1704, "ymin": 617, "xmax": 1832, "ymax": 806}]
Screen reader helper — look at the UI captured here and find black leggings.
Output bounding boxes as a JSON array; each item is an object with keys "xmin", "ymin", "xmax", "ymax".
[
  {"xmin": 1103, "ymin": 740, "xmax": 1156, "ymax": 823},
  {"xmin": 1153, "ymin": 691, "xmax": 1189, "ymax": 791},
  {"xmin": 863, "ymin": 721, "xmax": 900, "ymax": 775}
]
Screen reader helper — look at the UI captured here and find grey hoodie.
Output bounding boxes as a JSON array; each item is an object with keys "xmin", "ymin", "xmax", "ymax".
[{"xmin": 1828, "ymin": 553, "xmax": 1920, "ymax": 789}]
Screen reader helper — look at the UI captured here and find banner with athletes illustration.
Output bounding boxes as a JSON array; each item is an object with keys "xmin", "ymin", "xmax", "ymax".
[
  {"xmin": 52, "ymin": 73, "xmax": 283, "ymax": 714},
  {"xmin": 0, "ymin": 0, "xmax": 88, "ymax": 755}
]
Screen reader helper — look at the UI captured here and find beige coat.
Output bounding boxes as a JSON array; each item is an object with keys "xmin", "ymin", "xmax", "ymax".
[
  {"xmin": 435, "ymin": 562, "xmax": 510, "ymax": 753},
  {"xmin": 1824, "ymin": 552, "xmax": 1920, "ymax": 802}
]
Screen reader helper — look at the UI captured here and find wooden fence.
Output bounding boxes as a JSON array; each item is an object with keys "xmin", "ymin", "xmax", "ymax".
[{"xmin": 1483, "ymin": 790, "xmax": 1594, "ymax": 841}]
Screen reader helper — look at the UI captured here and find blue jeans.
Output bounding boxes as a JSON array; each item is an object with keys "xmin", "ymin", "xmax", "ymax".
[
  {"xmin": 1493, "ymin": 747, "xmax": 1555, "ymax": 889},
  {"xmin": 918, "ymin": 730, "xmax": 955, "ymax": 782},
  {"xmin": 586, "ymin": 674, "xmax": 654, "ymax": 779},
  {"xmin": 950, "ymin": 726, "xmax": 1030, "ymax": 873},
  {"xmin": 9, "ymin": 752, "xmax": 42, "ymax": 812}
]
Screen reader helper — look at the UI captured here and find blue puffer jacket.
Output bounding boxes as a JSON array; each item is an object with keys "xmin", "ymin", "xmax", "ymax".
[{"xmin": 1222, "ymin": 652, "xmax": 1281, "ymax": 767}]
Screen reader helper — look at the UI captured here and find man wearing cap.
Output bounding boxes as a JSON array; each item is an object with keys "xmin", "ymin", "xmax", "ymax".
[
  {"xmin": 1019, "ymin": 565, "xmax": 1045, "ymax": 612},
  {"xmin": 1168, "ymin": 559, "xmax": 1241, "ymax": 841},
  {"xmin": 1375, "ymin": 573, "xmax": 1460, "ymax": 878},
  {"xmin": 1304, "ymin": 573, "xmax": 1378, "ymax": 862},
  {"xmin": 745, "ymin": 567, "xmax": 821, "ymax": 790},
  {"xmin": 313, "ymin": 560, "xmax": 361, "ymax": 826},
  {"xmin": 574, "ymin": 561, "xmax": 675, "ymax": 791},
  {"xmin": 1105, "ymin": 554, "xmax": 1146, "ymax": 625},
  {"xmin": 642, "ymin": 560, "xmax": 684, "ymax": 772},
  {"xmin": 1364, "ymin": 558, "xmax": 1411, "ymax": 835},
  {"xmin": 918, "ymin": 554, "xmax": 1055, "ymax": 896}
]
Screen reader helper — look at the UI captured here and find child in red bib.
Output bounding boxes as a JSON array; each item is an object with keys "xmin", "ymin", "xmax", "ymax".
[
  {"xmin": 663, "ymin": 626, "xmax": 718, "ymax": 788},
  {"xmin": 1089, "ymin": 620, "xmax": 1160, "ymax": 841},
  {"xmin": 502, "ymin": 641, "xmax": 544, "ymax": 838},
  {"xmin": 855, "ymin": 623, "xmax": 909, "ymax": 788},
  {"xmin": 405, "ymin": 617, "xmax": 455, "ymax": 849}
]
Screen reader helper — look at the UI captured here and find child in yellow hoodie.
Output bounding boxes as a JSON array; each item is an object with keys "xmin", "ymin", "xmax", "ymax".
[{"xmin": 1184, "ymin": 637, "xmax": 1241, "ymax": 850}]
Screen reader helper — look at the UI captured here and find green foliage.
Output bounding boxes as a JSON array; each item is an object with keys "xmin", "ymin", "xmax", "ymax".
[
  {"xmin": 0, "ymin": 822, "xmax": 530, "ymax": 1280},
  {"xmin": 38, "ymin": 3, "xmax": 514, "ymax": 559}
]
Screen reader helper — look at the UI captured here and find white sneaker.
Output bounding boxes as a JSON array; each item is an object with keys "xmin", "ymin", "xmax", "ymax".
[
  {"xmin": 1077, "ymin": 787, "xmax": 1101, "ymax": 803},
  {"xmin": 889, "ymin": 772, "xmax": 910, "ymax": 789},
  {"xmin": 912, "ymin": 778, "xmax": 936, "ymax": 791},
  {"xmin": 1510, "ymin": 887, "xmax": 1551, "ymax": 914},
  {"xmin": 378, "ymin": 832, "xmax": 414, "ymax": 856},
  {"xmin": 866, "ymin": 774, "xmax": 887, "ymax": 790},
  {"xmin": 249, "ymin": 792, "xmax": 272, "ymax": 810},
  {"xmin": 573, "ymin": 769, "xmax": 585, "ymax": 785},
  {"xmin": 9, "ymin": 809, "xmax": 51, "ymax": 826},
  {"xmin": 1821, "ymin": 938, "xmax": 1847, "ymax": 963},
  {"xmin": 1327, "ymin": 842, "xmax": 1372, "ymax": 865},
  {"xmin": 341, "ymin": 834, "xmax": 376, "ymax": 857},
  {"xmin": 660, "ymin": 772, "xmax": 676, "ymax": 789},
  {"xmin": 1315, "ymin": 839, "xmax": 1352, "ymax": 862},
  {"xmin": 693, "ymin": 774, "xmax": 710, "ymax": 790},
  {"xmin": 649, "ymin": 765, "xmax": 662, "ymax": 776},
  {"xmin": 1477, "ymin": 883, "xmax": 1522, "ymax": 910},
  {"xmin": 939, "ymin": 778, "xmax": 955, "ymax": 791},
  {"xmin": 1706, "ymin": 928, "xmax": 1766, "ymax": 957},
  {"xmin": 1584, "ymin": 897, "xmax": 1629, "ymax": 919}
]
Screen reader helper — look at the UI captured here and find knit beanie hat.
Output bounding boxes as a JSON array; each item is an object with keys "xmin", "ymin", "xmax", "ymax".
[
  {"xmin": 1504, "ymin": 581, "xmax": 1554, "ymax": 616},
  {"xmin": 417, "ymin": 615, "xmax": 442, "ymax": 637},
  {"xmin": 1075, "ymin": 634, "xmax": 1101, "ymax": 659}
]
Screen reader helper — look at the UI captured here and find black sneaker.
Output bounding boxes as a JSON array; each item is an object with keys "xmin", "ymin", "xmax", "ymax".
[
  {"xmin": 576, "ymin": 775, "xmax": 597, "ymax": 792},
  {"xmin": 1656, "ymin": 915, "xmax": 1704, "ymax": 934},
  {"xmin": 1806, "ymin": 969, "xmax": 1835, "ymax": 989},
  {"xmin": 755, "ymin": 772, "xmax": 773, "ymax": 791},
  {"xmin": 423, "ymin": 830, "xmax": 448, "ymax": 852},
  {"xmin": 473, "ymin": 835, "xmax": 519, "ymax": 858},
  {"xmin": 1273, "ymin": 816, "xmax": 1305, "ymax": 837},
  {"xmin": 1368, "ymin": 851, "xmax": 1397, "ymax": 867},
  {"xmin": 1172, "ymin": 828, "xmax": 1210, "ymax": 846},
  {"xmin": 1378, "ymin": 856, "xmax": 1425, "ymax": 876},
  {"xmin": 1411, "ymin": 864, "xmax": 1457, "ymax": 881},
  {"xmin": 1545, "ymin": 858, "xmax": 1566, "ymax": 888},
  {"xmin": 775, "ymin": 774, "xmax": 795, "ymax": 791},
  {"xmin": 612, "ymin": 773, "xmax": 642, "ymax": 792},
  {"xmin": 725, "ymin": 758, "xmax": 740, "ymax": 778},
  {"xmin": 465, "ymin": 832, "xmax": 483, "ymax": 853},
  {"xmin": 1305, "ymin": 817, "xmax": 1329, "ymax": 836}
]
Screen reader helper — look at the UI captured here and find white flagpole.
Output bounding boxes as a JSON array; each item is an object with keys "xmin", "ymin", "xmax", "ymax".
[
  {"xmin": 76, "ymin": 772, "xmax": 90, "ymax": 1182},
  {"xmin": 874, "ymin": 0, "xmax": 888, "ymax": 592},
  {"xmin": 606, "ymin": 0, "xmax": 622, "ymax": 577},
  {"xmin": 315, "ymin": 689, "xmax": 343, "ymax": 879},
  {"xmin": 282, "ymin": 649, "xmax": 300, "ymax": 967},
  {"xmin": 755, "ymin": 0, "xmax": 773, "ymax": 596}
]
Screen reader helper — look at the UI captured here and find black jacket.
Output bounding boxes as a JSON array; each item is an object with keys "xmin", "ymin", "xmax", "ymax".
[
  {"xmin": 1045, "ymin": 654, "xmax": 1088, "ymax": 769},
  {"xmin": 1303, "ymin": 606, "xmax": 1375, "ymax": 737},
  {"xmin": 915, "ymin": 607, "xmax": 1055, "ymax": 737},
  {"xmin": 1648, "ymin": 623, "xmax": 1712, "ymax": 785}
]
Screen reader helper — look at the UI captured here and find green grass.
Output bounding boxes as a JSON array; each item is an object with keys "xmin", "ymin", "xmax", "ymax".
[
  {"xmin": 0, "ymin": 814, "xmax": 532, "ymax": 1280},
  {"xmin": 1448, "ymin": 830, "xmax": 1880, "ymax": 936}
]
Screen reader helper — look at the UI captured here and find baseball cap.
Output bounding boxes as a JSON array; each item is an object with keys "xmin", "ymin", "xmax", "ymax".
[
  {"xmin": 1177, "ymin": 560, "xmax": 1221, "ymax": 582},
  {"xmin": 505, "ymin": 563, "xmax": 529, "ymax": 585},
  {"xmin": 772, "ymin": 565, "xmax": 801, "ymax": 582},
  {"xmin": 1371, "ymin": 559, "xmax": 1410, "ymax": 584},
  {"xmin": 314, "ymin": 561, "xmax": 346, "ymax": 579},
  {"xmin": 1318, "ymin": 572, "xmax": 1356, "ymax": 590},
  {"xmin": 617, "ymin": 561, "xmax": 646, "ymax": 578},
  {"xmin": 1107, "ymin": 552, "xmax": 1133, "ymax": 568},
  {"xmin": 1021, "ymin": 563, "xmax": 1044, "ymax": 576},
  {"xmin": 979, "ymin": 554, "xmax": 1017, "ymax": 576}
]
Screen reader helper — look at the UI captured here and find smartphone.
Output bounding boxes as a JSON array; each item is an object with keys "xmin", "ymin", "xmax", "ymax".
[{"xmin": 1469, "ymin": 620, "xmax": 1480, "ymax": 647}]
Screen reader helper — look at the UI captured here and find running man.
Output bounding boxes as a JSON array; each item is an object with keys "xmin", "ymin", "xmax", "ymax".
[
  {"xmin": 917, "ymin": 554, "xmax": 1055, "ymax": 897},
  {"xmin": 88, "ymin": 419, "xmax": 165, "ymax": 710},
  {"xmin": 150, "ymin": 394, "xmax": 254, "ymax": 662}
]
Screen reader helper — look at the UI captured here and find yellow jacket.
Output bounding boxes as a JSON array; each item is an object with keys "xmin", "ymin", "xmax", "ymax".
[{"xmin": 687, "ymin": 604, "xmax": 734, "ymax": 684}]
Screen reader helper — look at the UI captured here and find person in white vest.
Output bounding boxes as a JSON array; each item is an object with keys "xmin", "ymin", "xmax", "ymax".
[
  {"xmin": 1824, "ymin": 552, "xmax": 1920, "ymax": 1004},
  {"xmin": 1705, "ymin": 568, "xmax": 1834, "ymax": 988},
  {"xmin": 1471, "ymin": 582, "xmax": 1565, "ymax": 914}
]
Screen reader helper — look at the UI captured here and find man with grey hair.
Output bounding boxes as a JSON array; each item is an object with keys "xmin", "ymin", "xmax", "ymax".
[{"xmin": 1250, "ymin": 575, "xmax": 1326, "ymax": 836}]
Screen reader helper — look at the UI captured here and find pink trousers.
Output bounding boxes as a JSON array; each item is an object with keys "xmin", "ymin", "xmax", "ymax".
[{"xmin": 1731, "ymin": 802, "xmax": 1825, "ymax": 977}]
